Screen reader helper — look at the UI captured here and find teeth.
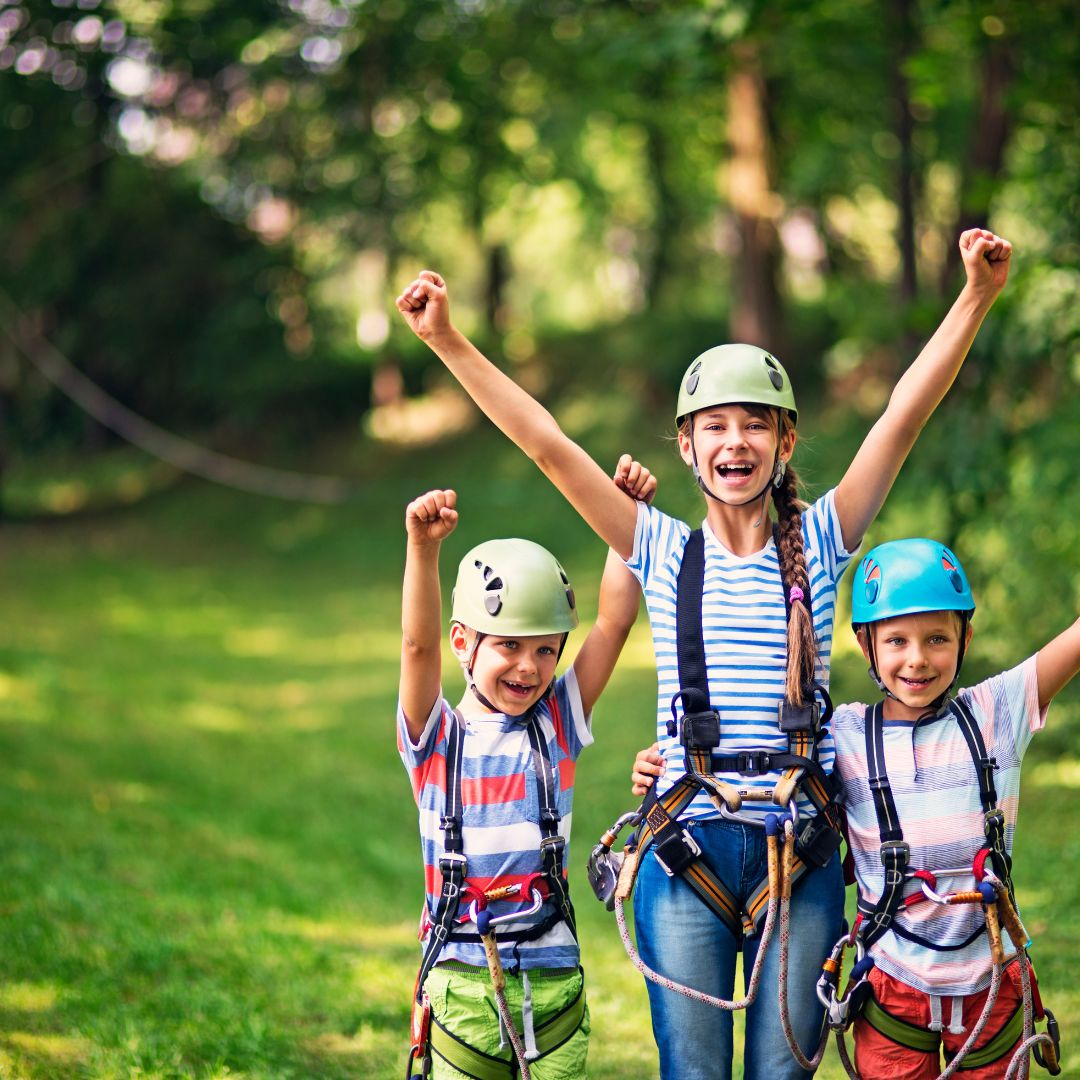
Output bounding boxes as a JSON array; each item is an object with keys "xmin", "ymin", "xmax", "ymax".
[{"xmin": 718, "ymin": 464, "xmax": 753, "ymax": 475}]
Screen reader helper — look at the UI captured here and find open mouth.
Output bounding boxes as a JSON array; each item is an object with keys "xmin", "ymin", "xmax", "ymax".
[
  {"xmin": 715, "ymin": 462, "xmax": 756, "ymax": 481},
  {"xmin": 899, "ymin": 676, "xmax": 935, "ymax": 690},
  {"xmin": 503, "ymin": 680, "xmax": 535, "ymax": 698}
]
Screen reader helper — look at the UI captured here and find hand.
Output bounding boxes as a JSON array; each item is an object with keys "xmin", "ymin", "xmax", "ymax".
[
  {"xmin": 405, "ymin": 488, "xmax": 458, "ymax": 545},
  {"xmin": 959, "ymin": 228, "xmax": 1012, "ymax": 301},
  {"xmin": 631, "ymin": 742, "xmax": 665, "ymax": 797},
  {"xmin": 613, "ymin": 453, "xmax": 657, "ymax": 505},
  {"xmin": 396, "ymin": 270, "xmax": 452, "ymax": 341}
]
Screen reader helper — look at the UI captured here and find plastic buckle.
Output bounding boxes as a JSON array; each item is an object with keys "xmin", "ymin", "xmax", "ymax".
[
  {"xmin": 778, "ymin": 699, "xmax": 820, "ymax": 734},
  {"xmin": 737, "ymin": 750, "xmax": 771, "ymax": 777},
  {"xmin": 797, "ymin": 815, "xmax": 842, "ymax": 869},
  {"xmin": 680, "ymin": 709, "xmax": 720, "ymax": 750},
  {"xmin": 653, "ymin": 827, "xmax": 701, "ymax": 877}
]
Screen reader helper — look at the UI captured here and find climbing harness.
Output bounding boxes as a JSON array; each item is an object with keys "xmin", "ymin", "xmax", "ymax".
[
  {"xmin": 406, "ymin": 709, "xmax": 585, "ymax": 1080},
  {"xmin": 587, "ymin": 526, "xmax": 844, "ymax": 1060},
  {"xmin": 816, "ymin": 698, "xmax": 1062, "ymax": 1078}
]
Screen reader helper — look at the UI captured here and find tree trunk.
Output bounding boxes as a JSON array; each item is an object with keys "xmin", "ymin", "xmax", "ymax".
[
  {"xmin": 891, "ymin": 0, "xmax": 918, "ymax": 303},
  {"xmin": 726, "ymin": 44, "xmax": 784, "ymax": 353},
  {"xmin": 941, "ymin": 30, "xmax": 1012, "ymax": 292}
]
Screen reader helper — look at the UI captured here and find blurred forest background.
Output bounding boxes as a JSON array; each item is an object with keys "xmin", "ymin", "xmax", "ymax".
[{"xmin": 1, "ymin": 1, "xmax": 1078, "ymax": 1077}]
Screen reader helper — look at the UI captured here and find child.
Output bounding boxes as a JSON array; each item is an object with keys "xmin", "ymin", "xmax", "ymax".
[
  {"xmin": 399, "ymin": 472, "xmax": 651, "ymax": 1080},
  {"xmin": 396, "ymin": 229, "xmax": 1012, "ymax": 1080},
  {"xmin": 839, "ymin": 538, "xmax": 1074, "ymax": 1078},
  {"xmin": 634, "ymin": 536, "xmax": 1075, "ymax": 1079}
]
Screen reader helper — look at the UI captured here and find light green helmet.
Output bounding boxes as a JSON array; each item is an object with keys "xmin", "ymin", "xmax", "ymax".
[
  {"xmin": 451, "ymin": 538, "xmax": 578, "ymax": 636},
  {"xmin": 675, "ymin": 344, "xmax": 798, "ymax": 426}
]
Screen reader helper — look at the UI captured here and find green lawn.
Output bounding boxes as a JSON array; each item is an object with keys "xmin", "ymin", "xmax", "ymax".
[{"xmin": 1, "ymin": 433, "xmax": 1076, "ymax": 1078}]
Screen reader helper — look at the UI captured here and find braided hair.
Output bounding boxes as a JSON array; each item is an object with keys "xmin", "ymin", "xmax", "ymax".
[{"xmin": 770, "ymin": 414, "xmax": 818, "ymax": 707}]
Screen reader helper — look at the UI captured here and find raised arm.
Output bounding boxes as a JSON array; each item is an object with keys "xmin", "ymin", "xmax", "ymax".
[
  {"xmin": 572, "ymin": 455, "xmax": 657, "ymax": 714},
  {"xmin": 835, "ymin": 229, "xmax": 1012, "ymax": 551},
  {"xmin": 1035, "ymin": 615, "xmax": 1080, "ymax": 711},
  {"xmin": 399, "ymin": 489, "xmax": 458, "ymax": 743},
  {"xmin": 396, "ymin": 272, "xmax": 639, "ymax": 559}
]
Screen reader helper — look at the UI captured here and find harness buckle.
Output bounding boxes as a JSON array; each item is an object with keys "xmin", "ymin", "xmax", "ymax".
[
  {"xmin": 438, "ymin": 851, "xmax": 467, "ymax": 875},
  {"xmin": 653, "ymin": 826, "xmax": 701, "ymax": 878},
  {"xmin": 736, "ymin": 750, "xmax": 771, "ymax": 776},
  {"xmin": 778, "ymin": 699, "xmax": 820, "ymax": 734},
  {"xmin": 797, "ymin": 813, "xmax": 843, "ymax": 869},
  {"xmin": 540, "ymin": 835, "xmax": 566, "ymax": 856},
  {"xmin": 680, "ymin": 709, "xmax": 721, "ymax": 750}
]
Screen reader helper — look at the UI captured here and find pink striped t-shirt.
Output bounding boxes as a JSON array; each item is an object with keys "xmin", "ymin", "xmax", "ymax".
[{"xmin": 833, "ymin": 658, "xmax": 1046, "ymax": 995}]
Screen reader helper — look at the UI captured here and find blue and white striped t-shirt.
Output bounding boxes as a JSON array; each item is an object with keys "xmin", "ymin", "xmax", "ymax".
[
  {"xmin": 625, "ymin": 490, "xmax": 855, "ymax": 823},
  {"xmin": 833, "ymin": 659, "xmax": 1045, "ymax": 995},
  {"xmin": 397, "ymin": 669, "xmax": 592, "ymax": 970}
]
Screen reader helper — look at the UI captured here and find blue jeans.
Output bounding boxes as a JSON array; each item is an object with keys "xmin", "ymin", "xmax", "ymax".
[{"xmin": 633, "ymin": 817, "xmax": 845, "ymax": 1080}]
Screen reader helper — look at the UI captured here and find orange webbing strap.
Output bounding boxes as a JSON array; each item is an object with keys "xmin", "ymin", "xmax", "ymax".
[{"xmin": 631, "ymin": 775, "xmax": 743, "ymax": 939}]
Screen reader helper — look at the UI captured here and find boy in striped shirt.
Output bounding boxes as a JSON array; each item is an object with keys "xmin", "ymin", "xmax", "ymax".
[
  {"xmin": 832, "ymin": 538, "xmax": 1078, "ymax": 1078},
  {"xmin": 398, "ymin": 475, "xmax": 649, "ymax": 1079}
]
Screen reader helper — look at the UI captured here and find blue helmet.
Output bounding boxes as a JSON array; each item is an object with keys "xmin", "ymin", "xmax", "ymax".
[{"xmin": 851, "ymin": 538, "xmax": 975, "ymax": 627}]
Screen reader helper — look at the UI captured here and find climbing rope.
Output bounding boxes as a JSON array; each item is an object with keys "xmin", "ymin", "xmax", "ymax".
[{"xmin": 0, "ymin": 291, "xmax": 358, "ymax": 504}]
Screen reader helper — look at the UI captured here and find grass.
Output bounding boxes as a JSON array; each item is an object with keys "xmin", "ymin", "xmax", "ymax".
[{"xmin": 1, "ymin": 426, "xmax": 1077, "ymax": 1078}]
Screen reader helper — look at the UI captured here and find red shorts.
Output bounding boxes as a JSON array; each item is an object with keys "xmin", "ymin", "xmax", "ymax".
[{"xmin": 852, "ymin": 961, "xmax": 1035, "ymax": 1080}]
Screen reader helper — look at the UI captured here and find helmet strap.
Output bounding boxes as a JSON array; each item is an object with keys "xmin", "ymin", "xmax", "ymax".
[
  {"xmin": 866, "ymin": 613, "xmax": 970, "ymax": 713},
  {"xmin": 689, "ymin": 429, "xmax": 778, "ymax": 525},
  {"xmin": 460, "ymin": 630, "xmax": 562, "ymax": 719}
]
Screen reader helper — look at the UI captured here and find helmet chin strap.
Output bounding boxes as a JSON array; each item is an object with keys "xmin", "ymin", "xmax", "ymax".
[
  {"xmin": 689, "ymin": 431, "xmax": 785, "ymax": 527},
  {"xmin": 865, "ymin": 617, "xmax": 970, "ymax": 715}
]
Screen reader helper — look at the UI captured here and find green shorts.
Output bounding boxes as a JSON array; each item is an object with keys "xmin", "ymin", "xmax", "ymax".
[{"xmin": 424, "ymin": 963, "xmax": 590, "ymax": 1080}]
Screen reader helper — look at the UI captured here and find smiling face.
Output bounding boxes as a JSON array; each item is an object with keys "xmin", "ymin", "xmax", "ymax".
[
  {"xmin": 860, "ymin": 611, "xmax": 973, "ymax": 720},
  {"xmin": 451, "ymin": 624, "xmax": 563, "ymax": 715},
  {"xmin": 677, "ymin": 404, "xmax": 794, "ymax": 503}
]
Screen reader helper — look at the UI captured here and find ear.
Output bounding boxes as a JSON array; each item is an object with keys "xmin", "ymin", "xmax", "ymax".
[
  {"xmin": 449, "ymin": 622, "xmax": 473, "ymax": 660},
  {"xmin": 854, "ymin": 625, "xmax": 872, "ymax": 663},
  {"xmin": 677, "ymin": 422, "xmax": 695, "ymax": 468},
  {"xmin": 778, "ymin": 423, "xmax": 797, "ymax": 464},
  {"xmin": 964, "ymin": 622, "xmax": 974, "ymax": 650}
]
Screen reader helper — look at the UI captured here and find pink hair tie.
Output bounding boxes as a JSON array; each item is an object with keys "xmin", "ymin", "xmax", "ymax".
[{"xmin": 788, "ymin": 586, "xmax": 805, "ymax": 603}]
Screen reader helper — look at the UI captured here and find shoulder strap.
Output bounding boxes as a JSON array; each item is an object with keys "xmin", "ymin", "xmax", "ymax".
[
  {"xmin": 414, "ymin": 709, "xmax": 468, "ymax": 1000},
  {"xmin": 525, "ymin": 711, "xmax": 577, "ymax": 939},
  {"xmin": 860, "ymin": 702, "xmax": 911, "ymax": 950},
  {"xmin": 948, "ymin": 696, "xmax": 1015, "ymax": 903},
  {"xmin": 675, "ymin": 528, "xmax": 710, "ymax": 710}
]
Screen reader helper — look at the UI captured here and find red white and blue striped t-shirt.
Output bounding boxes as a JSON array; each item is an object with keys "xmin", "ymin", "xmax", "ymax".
[
  {"xmin": 625, "ymin": 490, "xmax": 855, "ymax": 822},
  {"xmin": 833, "ymin": 658, "xmax": 1046, "ymax": 995},
  {"xmin": 397, "ymin": 668, "xmax": 592, "ymax": 970}
]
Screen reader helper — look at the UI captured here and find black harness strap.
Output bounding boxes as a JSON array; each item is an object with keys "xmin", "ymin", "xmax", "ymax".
[
  {"xmin": 414, "ymin": 710, "xmax": 468, "ymax": 1001},
  {"xmin": 526, "ymin": 717, "xmax": 578, "ymax": 940},
  {"xmin": 861, "ymin": 702, "xmax": 911, "ymax": 951},
  {"xmin": 951, "ymin": 696, "xmax": 1016, "ymax": 906},
  {"xmin": 859, "ymin": 696, "xmax": 1013, "ymax": 953},
  {"xmin": 414, "ymin": 708, "xmax": 580, "ymax": 997}
]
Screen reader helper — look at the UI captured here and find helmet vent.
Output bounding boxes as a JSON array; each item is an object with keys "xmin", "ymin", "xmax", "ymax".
[
  {"xmin": 484, "ymin": 594, "xmax": 503, "ymax": 616},
  {"xmin": 565, "ymin": 587, "xmax": 576, "ymax": 611},
  {"xmin": 686, "ymin": 360, "xmax": 702, "ymax": 396}
]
